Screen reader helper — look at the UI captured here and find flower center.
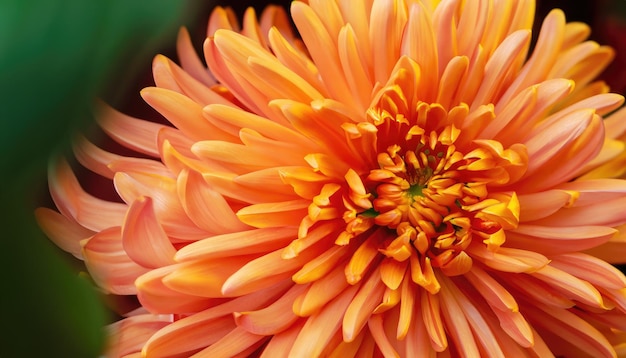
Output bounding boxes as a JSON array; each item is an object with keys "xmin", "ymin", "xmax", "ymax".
[{"xmin": 335, "ymin": 100, "xmax": 524, "ymax": 292}]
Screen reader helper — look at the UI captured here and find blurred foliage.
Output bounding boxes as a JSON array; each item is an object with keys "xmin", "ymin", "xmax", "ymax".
[{"xmin": 0, "ymin": 0, "xmax": 198, "ymax": 356}]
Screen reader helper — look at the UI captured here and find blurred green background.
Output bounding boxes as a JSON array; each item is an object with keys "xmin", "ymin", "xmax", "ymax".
[
  {"xmin": 0, "ymin": 0, "xmax": 198, "ymax": 356},
  {"xmin": 0, "ymin": 0, "xmax": 624, "ymax": 357}
]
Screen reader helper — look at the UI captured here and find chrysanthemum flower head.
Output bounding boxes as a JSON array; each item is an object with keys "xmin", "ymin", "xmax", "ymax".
[{"xmin": 37, "ymin": 0, "xmax": 626, "ymax": 356}]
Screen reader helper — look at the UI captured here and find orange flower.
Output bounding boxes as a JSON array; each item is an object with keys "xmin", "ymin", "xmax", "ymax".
[{"xmin": 37, "ymin": 1, "xmax": 626, "ymax": 357}]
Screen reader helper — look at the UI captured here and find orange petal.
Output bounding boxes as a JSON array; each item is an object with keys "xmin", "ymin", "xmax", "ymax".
[
  {"xmin": 293, "ymin": 265, "xmax": 350, "ymax": 317},
  {"xmin": 222, "ymin": 246, "xmax": 321, "ymax": 296},
  {"xmin": 193, "ymin": 326, "xmax": 267, "ymax": 357},
  {"xmin": 95, "ymin": 100, "xmax": 164, "ymax": 157},
  {"xmin": 122, "ymin": 197, "xmax": 177, "ymax": 268},
  {"xmin": 49, "ymin": 157, "xmax": 127, "ymax": 232},
  {"xmin": 464, "ymin": 266, "xmax": 518, "ymax": 312},
  {"xmin": 234, "ymin": 283, "xmax": 307, "ymax": 335},
  {"xmin": 290, "ymin": 284, "xmax": 359, "ymax": 357},
  {"xmin": 106, "ymin": 314, "xmax": 172, "ymax": 358},
  {"xmin": 343, "ymin": 268, "xmax": 385, "ymax": 341},
  {"xmin": 82, "ymin": 227, "xmax": 150, "ymax": 295},
  {"xmin": 550, "ymin": 252, "xmax": 626, "ymax": 290},
  {"xmin": 176, "ymin": 227, "xmax": 295, "ymax": 262},
  {"xmin": 177, "ymin": 169, "xmax": 251, "ymax": 234},
  {"xmin": 236, "ymin": 199, "xmax": 309, "ymax": 228},
  {"xmin": 134, "ymin": 264, "xmax": 214, "ymax": 313},
  {"xmin": 367, "ymin": 314, "xmax": 399, "ymax": 357},
  {"xmin": 525, "ymin": 302, "xmax": 616, "ymax": 358},
  {"xmin": 531, "ymin": 265, "xmax": 606, "ymax": 309},
  {"xmin": 259, "ymin": 320, "xmax": 305, "ymax": 358},
  {"xmin": 144, "ymin": 280, "xmax": 290, "ymax": 356},
  {"xmin": 35, "ymin": 207, "xmax": 94, "ymax": 259}
]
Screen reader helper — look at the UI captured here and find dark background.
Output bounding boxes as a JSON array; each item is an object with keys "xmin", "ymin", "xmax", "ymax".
[{"xmin": 0, "ymin": 1, "xmax": 624, "ymax": 356}]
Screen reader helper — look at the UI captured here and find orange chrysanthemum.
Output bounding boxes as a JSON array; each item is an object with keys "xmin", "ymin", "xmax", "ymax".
[{"xmin": 37, "ymin": 0, "xmax": 626, "ymax": 357}]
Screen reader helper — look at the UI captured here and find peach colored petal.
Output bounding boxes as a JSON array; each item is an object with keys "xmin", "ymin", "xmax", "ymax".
[
  {"xmin": 486, "ymin": 79, "xmax": 573, "ymax": 145},
  {"xmin": 143, "ymin": 280, "xmax": 290, "ymax": 356},
  {"xmin": 497, "ymin": 9, "xmax": 565, "ymax": 106},
  {"xmin": 438, "ymin": 278, "xmax": 481, "ymax": 358},
  {"xmin": 532, "ymin": 196, "xmax": 626, "ymax": 228},
  {"xmin": 396, "ymin": 275, "xmax": 416, "ymax": 340},
  {"xmin": 267, "ymin": 26, "xmax": 327, "ymax": 95},
  {"xmin": 343, "ymin": 268, "xmax": 386, "ymax": 342},
  {"xmin": 106, "ymin": 314, "xmax": 172, "ymax": 358},
  {"xmin": 72, "ymin": 134, "xmax": 120, "ymax": 179},
  {"xmin": 550, "ymin": 253, "xmax": 626, "ymax": 290},
  {"xmin": 176, "ymin": 27, "xmax": 215, "ymax": 87},
  {"xmin": 163, "ymin": 256, "xmax": 258, "ymax": 298},
  {"xmin": 234, "ymin": 283, "xmax": 307, "ymax": 335},
  {"xmin": 175, "ymin": 227, "xmax": 294, "ymax": 262},
  {"xmin": 49, "ymin": 157, "xmax": 127, "ymax": 232},
  {"xmin": 402, "ymin": 2, "xmax": 436, "ymax": 102},
  {"xmin": 113, "ymin": 171, "xmax": 207, "ymax": 241},
  {"xmin": 517, "ymin": 189, "xmax": 577, "ymax": 222},
  {"xmin": 122, "ymin": 197, "xmax": 177, "ymax": 268},
  {"xmin": 292, "ymin": 244, "xmax": 351, "ymax": 284},
  {"xmin": 82, "ymin": 227, "xmax": 150, "ymax": 295},
  {"xmin": 34, "ymin": 207, "xmax": 94, "ymax": 259},
  {"xmin": 464, "ymin": 266, "xmax": 518, "ymax": 312},
  {"xmin": 141, "ymin": 86, "xmax": 237, "ymax": 143},
  {"xmin": 290, "ymin": 284, "xmax": 359, "ymax": 357},
  {"xmin": 191, "ymin": 326, "xmax": 266, "ymax": 358},
  {"xmin": 471, "ymin": 30, "xmax": 530, "ymax": 111},
  {"xmin": 152, "ymin": 54, "xmax": 231, "ymax": 107},
  {"xmin": 293, "ymin": 264, "xmax": 350, "ymax": 316},
  {"xmin": 338, "ymin": 24, "xmax": 374, "ymax": 112},
  {"xmin": 202, "ymin": 171, "xmax": 296, "ymax": 204},
  {"xmin": 222, "ymin": 246, "xmax": 322, "ymax": 296},
  {"xmin": 467, "ymin": 243, "xmax": 550, "ymax": 273},
  {"xmin": 525, "ymin": 302, "xmax": 617, "ymax": 358},
  {"xmin": 95, "ymin": 101, "xmax": 164, "ymax": 157},
  {"xmin": 506, "ymin": 224, "xmax": 616, "ymax": 255},
  {"xmin": 291, "ymin": 1, "xmax": 354, "ymax": 105},
  {"xmin": 177, "ymin": 168, "xmax": 250, "ymax": 234},
  {"xmin": 501, "ymin": 272, "xmax": 575, "ymax": 309},
  {"xmin": 236, "ymin": 199, "xmax": 309, "ymax": 228},
  {"xmin": 531, "ymin": 265, "xmax": 606, "ymax": 309},
  {"xmin": 259, "ymin": 320, "xmax": 305, "ymax": 357},
  {"xmin": 202, "ymin": 103, "xmax": 311, "ymax": 146},
  {"xmin": 134, "ymin": 266, "xmax": 220, "ymax": 315},
  {"xmin": 368, "ymin": 314, "xmax": 400, "ymax": 357}
]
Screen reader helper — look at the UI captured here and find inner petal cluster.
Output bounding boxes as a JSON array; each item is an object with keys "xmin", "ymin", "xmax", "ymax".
[{"xmin": 320, "ymin": 84, "xmax": 527, "ymax": 293}]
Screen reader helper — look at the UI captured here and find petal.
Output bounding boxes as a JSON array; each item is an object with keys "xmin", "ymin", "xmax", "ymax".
[
  {"xmin": 49, "ymin": 157, "xmax": 127, "ymax": 232},
  {"xmin": 177, "ymin": 168, "xmax": 250, "ymax": 234},
  {"xmin": 134, "ymin": 264, "xmax": 215, "ymax": 313},
  {"xmin": 234, "ymin": 283, "xmax": 307, "ymax": 335},
  {"xmin": 343, "ymin": 268, "xmax": 386, "ymax": 341},
  {"xmin": 236, "ymin": 200, "xmax": 309, "ymax": 228},
  {"xmin": 525, "ymin": 302, "xmax": 616, "ymax": 358},
  {"xmin": 35, "ymin": 207, "xmax": 94, "ymax": 259},
  {"xmin": 175, "ymin": 227, "xmax": 295, "ymax": 262},
  {"xmin": 122, "ymin": 196, "xmax": 177, "ymax": 268},
  {"xmin": 140, "ymin": 86, "xmax": 236, "ymax": 142},
  {"xmin": 143, "ymin": 280, "xmax": 290, "ymax": 356},
  {"xmin": 290, "ymin": 284, "xmax": 359, "ymax": 357},
  {"xmin": 193, "ymin": 326, "xmax": 267, "ymax": 357},
  {"xmin": 82, "ymin": 227, "xmax": 150, "ymax": 295},
  {"xmin": 549, "ymin": 252, "xmax": 626, "ymax": 290},
  {"xmin": 106, "ymin": 314, "xmax": 172, "ymax": 358},
  {"xmin": 95, "ymin": 101, "xmax": 164, "ymax": 157}
]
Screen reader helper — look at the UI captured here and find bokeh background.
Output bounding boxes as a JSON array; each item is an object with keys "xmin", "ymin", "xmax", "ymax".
[{"xmin": 1, "ymin": 0, "xmax": 624, "ymax": 356}]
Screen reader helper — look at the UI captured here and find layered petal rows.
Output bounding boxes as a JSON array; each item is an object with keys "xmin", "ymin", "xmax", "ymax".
[{"xmin": 38, "ymin": 0, "xmax": 626, "ymax": 357}]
